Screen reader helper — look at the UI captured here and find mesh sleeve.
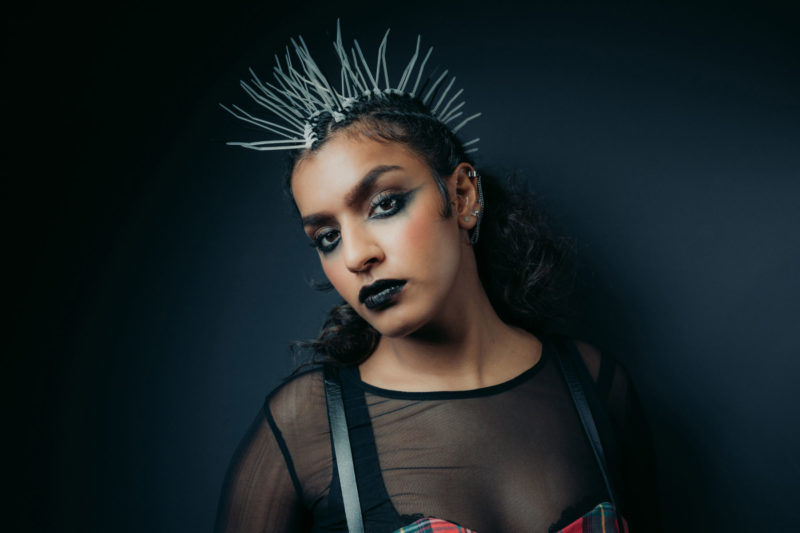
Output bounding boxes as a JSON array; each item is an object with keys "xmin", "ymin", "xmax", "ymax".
[
  {"xmin": 576, "ymin": 341, "xmax": 661, "ymax": 531},
  {"xmin": 214, "ymin": 407, "xmax": 309, "ymax": 533},
  {"xmin": 614, "ymin": 374, "xmax": 660, "ymax": 531}
]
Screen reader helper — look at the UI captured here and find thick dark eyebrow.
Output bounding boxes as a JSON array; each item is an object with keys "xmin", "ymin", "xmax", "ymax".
[{"xmin": 301, "ymin": 164, "xmax": 403, "ymax": 227}]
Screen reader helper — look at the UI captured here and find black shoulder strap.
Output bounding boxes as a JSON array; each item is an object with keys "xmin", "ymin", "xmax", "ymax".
[
  {"xmin": 323, "ymin": 365, "xmax": 365, "ymax": 533},
  {"xmin": 553, "ymin": 339, "xmax": 620, "ymax": 513}
]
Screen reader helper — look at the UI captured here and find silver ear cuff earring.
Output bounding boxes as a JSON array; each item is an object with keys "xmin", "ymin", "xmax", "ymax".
[{"xmin": 466, "ymin": 169, "xmax": 484, "ymax": 245}]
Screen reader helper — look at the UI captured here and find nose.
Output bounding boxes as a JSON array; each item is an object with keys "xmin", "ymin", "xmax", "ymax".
[{"xmin": 341, "ymin": 224, "xmax": 384, "ymax": 273}]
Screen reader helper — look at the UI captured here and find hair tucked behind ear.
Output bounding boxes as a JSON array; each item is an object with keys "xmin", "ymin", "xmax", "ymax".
[{"xmin": 289, "ymin": 95, "xmax": 574, "ymax": 367}]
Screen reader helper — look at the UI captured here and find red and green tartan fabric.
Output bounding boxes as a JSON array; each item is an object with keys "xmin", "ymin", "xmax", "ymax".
[
  {"xmin": 558, "ymin": 503, "xmax": 627, "ymax": 533},
  {"xmin": 393, "ymin": 503, "xmax": 627, "ymax": 533},
  {"xmin": 393, "ymin": 517, "xmax": 476, "ymax": 533}
]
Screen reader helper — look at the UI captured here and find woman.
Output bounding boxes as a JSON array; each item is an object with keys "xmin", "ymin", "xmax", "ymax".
[{"xmin": 215, "ymin": 25, "xmax": 658, "ymax": 533}]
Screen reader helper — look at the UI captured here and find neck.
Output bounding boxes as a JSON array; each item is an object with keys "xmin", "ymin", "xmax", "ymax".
[{"xmin": 358, "ymin": 254, "xmax": 541, "ymax": 392}]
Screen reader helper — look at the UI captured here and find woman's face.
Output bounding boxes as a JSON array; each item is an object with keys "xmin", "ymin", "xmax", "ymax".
[{"xmin": 291, "ymin": 133, "xmax": 472, "ymax": 338}]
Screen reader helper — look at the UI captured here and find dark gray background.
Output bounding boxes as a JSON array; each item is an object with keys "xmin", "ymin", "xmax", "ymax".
[{"xmin": 8, "ymin": 1, "xmax": 799, "ymax": 531}]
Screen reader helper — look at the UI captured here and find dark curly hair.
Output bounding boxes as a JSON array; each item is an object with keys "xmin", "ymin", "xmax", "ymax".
[{"xmin": 285, "ymin": 93, "xmax": 575, "ymax": 366}]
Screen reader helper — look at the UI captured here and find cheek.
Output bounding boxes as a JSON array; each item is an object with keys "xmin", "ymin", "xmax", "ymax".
[
  {"xmin": 401, "ymin": 212, "xmax": 432, "ymax": 247},
  {"xmin": 397, "ymin": 204, "xmax": 459, "ymax": 270}
]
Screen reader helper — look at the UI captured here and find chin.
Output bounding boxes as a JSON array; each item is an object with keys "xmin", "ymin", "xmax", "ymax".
[
  {"xmin": 368, "ymin": 316, "xmax": 421, "ymax": 339},
  {"xmin": 364, "ymin": 306, "xmax": 435, "ymax": 339}
]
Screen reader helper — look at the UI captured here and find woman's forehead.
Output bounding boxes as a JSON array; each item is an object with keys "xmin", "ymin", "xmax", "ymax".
[{"xmin": 291, "ymin": 136, "xmax": 430, "ymax": 208}]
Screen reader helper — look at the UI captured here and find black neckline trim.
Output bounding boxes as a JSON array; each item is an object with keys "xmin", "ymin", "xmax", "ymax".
[{"xmin": 341, "ymin": 340, "xmax": 551, "ymax": 400}]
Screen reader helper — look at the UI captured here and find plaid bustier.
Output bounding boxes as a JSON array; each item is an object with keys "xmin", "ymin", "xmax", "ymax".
[{"xmin": 394, "ymin": 502, "xmax": 627, "ymax": 532}]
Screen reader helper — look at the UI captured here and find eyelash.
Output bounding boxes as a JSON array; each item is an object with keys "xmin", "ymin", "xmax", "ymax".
[
  {"xmin": 370, "ymin": 191, "xmax": 408, "ymax": 218},
  {"xmin": 311, "ymin": 191, "xmax": 411, "ymax": 254}
]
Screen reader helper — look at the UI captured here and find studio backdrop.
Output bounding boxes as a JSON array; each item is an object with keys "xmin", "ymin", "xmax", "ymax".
[{"xmin": 10, "ymin": 1, "xmax": 799, "ymax": 532}]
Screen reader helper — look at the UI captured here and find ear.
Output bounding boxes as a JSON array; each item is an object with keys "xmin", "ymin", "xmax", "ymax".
[{"xmin": 449, "ymin": 163, "xmax": 482, "ymax": 233}]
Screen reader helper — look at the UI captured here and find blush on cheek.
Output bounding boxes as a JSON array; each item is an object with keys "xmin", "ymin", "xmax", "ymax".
[
  {"xmin": 402, "ymin": 212, "xmax": 433, "ymax": 248},
  {"xmin": 396, "ymin": 203, "xmax": 459, "ymax": 267}
]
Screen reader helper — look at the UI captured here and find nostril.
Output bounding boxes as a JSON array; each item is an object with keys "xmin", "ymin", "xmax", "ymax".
[{"xmin": 350, "ymin": 256, "xmax": 379, "ymax": 273}]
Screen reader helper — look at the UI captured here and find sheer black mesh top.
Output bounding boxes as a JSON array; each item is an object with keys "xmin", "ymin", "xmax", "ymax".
[{"xmin": 215, "ymin": 339, "xmax": 659, "ymax": 533}]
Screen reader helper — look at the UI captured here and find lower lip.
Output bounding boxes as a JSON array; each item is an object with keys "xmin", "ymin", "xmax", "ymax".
[{"xmin": 363, "ymin": 282, "xmax": 406, "ymax": 310}]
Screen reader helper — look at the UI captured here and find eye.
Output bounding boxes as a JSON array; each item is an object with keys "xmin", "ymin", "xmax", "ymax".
[
  {"xmin": 369, "ymin": 192, "xmax": 408, "ymax": 218},
  {"xmin": 312, "ymin": 229, "xmax": 340, "ymax": 254}
]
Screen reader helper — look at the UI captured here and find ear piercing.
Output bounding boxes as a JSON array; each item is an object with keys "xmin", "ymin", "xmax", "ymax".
[{"xmin": 465, "ymin": 169, "xmax": 484, "ymax": 244}]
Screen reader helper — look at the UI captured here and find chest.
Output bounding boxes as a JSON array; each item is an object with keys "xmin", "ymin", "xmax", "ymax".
[
  {"xmin": 367, "ymin": 398, "xmax": 606, "ymax": 531},
  {"xmin": 311, "ymin": 375, "xmax": 610, "ymax": 533}
]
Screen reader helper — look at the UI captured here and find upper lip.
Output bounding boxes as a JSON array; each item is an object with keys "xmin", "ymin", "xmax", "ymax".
[{"xmin": 358, "ymin": 279, "xmax": 406, "ymax": 304}]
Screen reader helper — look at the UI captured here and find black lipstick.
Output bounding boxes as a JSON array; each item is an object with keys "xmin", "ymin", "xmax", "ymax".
[{"xmin": 358, "ymin": 279, "xmax": 407, "ymax": 310}]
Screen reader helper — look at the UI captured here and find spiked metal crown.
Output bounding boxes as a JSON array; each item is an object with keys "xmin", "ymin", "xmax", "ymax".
[{"xmin": 222, "ymin": 22, "xmax": 480, "ymax": 152}]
